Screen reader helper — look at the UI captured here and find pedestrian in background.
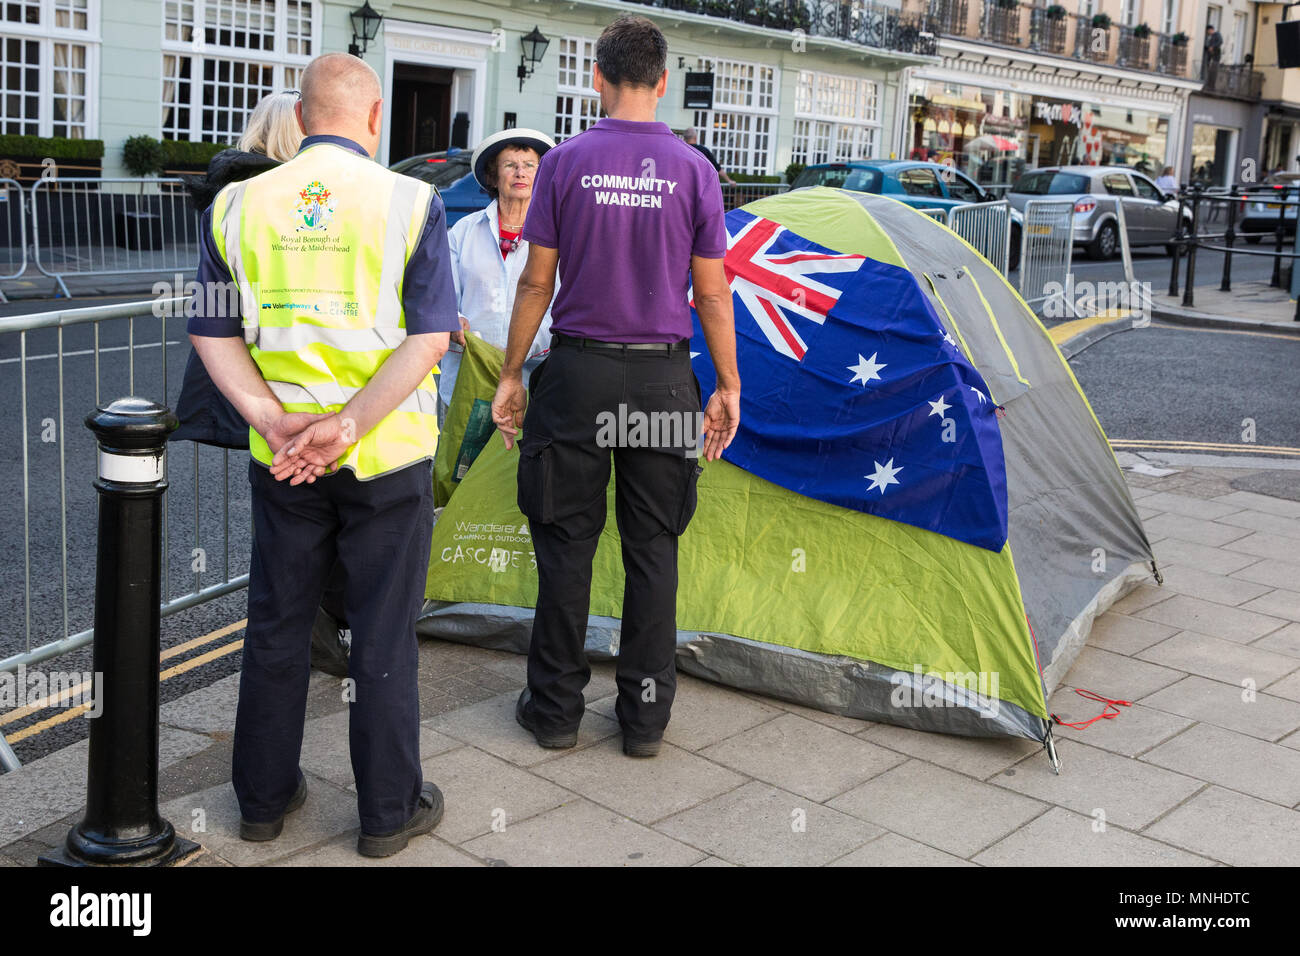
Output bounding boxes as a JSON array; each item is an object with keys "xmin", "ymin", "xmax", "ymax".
[
  {"xmin": 441, "ymin": 128, "xmax": 557, "ymax": 412},
  {"xmin": 1155, "ymin": 165, "xmax": 1177, "ymax": 194},
  {"xmin": 683, "ymin": 127, "xmax": 737, "ymax": 186},
  {"xmin": 492, "ymin": 14, "xmax": 741, "ymax": 759},
  {"xmin": 189, "ymin": 52, "xmax": 458, "ymax": 857}
]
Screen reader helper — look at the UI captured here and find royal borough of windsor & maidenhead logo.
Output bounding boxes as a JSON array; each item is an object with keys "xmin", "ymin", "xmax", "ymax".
[{"xmin": 296, "ymin": 180, "xmax": 334, "ymax": 232}]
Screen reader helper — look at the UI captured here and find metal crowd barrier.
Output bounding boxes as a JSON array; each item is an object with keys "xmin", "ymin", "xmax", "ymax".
[
  {"xmin": 1018, "ymin": 199, "xmax": 1076, "ymax": 315},
  {"xmin": 28, "ymin": 177, "xmax": 202, "ymax": 298},
  {"xmin": 721, "ymin": 182, "xmax": 789, "ymax": 212},
  {"xmin": 0, "ymin": 178, "xmax": 27, "ymax": 303},
  {"xmin": 0, "ymin": 296, "xmax": 250, "ymax": 770},
  {"xmin": 915, "ymin": 207, "xmax": 949, "ymax": 223},
  {"xmin": 948, "ymin": 199, "xmax": 1012, "ymax": 275}
]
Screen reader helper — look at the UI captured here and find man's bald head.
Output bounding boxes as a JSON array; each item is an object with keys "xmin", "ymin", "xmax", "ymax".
[{"xmin": 299, "ymin": 53, "xmax": 383, "ymax": 139}]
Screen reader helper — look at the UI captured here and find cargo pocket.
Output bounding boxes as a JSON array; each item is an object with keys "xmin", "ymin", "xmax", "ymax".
[
  {"xmin": 673, "ymin": 458, "xmax": 704, "ymax": 535},
  {"xmin": 516, "ymin": 433, "xmax": 554, "ymax": 524}
]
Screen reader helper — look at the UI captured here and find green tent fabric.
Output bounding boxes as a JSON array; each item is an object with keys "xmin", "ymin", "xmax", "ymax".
[
  {"xmin": 419, "ymin": 187, "xmax": 1155, "ymax": 747},
  {"xmin": 432, "ymin": 334, "xmax": 506, "ymax": 508}
]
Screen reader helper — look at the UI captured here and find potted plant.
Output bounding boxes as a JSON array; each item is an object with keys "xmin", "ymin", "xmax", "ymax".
[
  {"xmin": 785, "ymin": 161, "xmax": 806, "ymax": 185},
  {"xmin": 1172, "ymin": 31, "xmax": 1188, "ymax": 45},
  {"xmin": 1133, "ymin": 22, "xmax": 1151, "ymax": 38},
  {"xmin": 1091, "ymin": 12, "xmax": 1111, "ymax": 29},
  {"xmin": 1046, "ymin": 4, "xmax": 1067, "ymax": 19},
  {"xmin": 119, "ymin": 135, "xmax": 166, "ymax": 251}
]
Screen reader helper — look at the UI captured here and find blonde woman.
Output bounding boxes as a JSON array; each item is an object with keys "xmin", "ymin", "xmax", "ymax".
[{"xmin": 175, "ymin": 90, "xmax": 350, "ymax": 676}]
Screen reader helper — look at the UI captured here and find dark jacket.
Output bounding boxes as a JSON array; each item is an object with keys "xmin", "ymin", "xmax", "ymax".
[{"xmin": 170, "ymin": 149, "xmax": 280, "ymax": 449}]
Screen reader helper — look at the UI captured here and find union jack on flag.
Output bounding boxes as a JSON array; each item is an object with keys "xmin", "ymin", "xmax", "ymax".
[
  {"xmin": 689, "ymin": 207, "xmax": 1010, "ymax": 552},
  {"xmin": 721, "ymin": 214, "xmax": 867, "ymax": 362}
]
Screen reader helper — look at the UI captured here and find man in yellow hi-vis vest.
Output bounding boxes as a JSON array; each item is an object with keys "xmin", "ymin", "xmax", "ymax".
[{"xmin": 188, "ymin": 53, "xmax": 459, "ymax": 858}]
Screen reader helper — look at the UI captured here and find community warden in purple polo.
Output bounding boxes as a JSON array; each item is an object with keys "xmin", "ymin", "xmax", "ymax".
[{"xmin": 492, "ymin": 14, "xmax": 741, "ymax": 758}]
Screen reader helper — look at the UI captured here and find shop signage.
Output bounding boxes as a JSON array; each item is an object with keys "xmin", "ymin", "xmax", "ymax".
[{"xmin": 684, "ymin": 72, "xmax": 715, "ymax": 110}]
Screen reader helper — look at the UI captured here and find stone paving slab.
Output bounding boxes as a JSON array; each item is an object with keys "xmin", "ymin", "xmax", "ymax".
[
  {"xmin": 1047, "ymin": 688, "xmax": 1194, "ymax": 757},
  {"xmin": 971, "ymin": 807, "xmax": 1216, "ymax": 867},
  {"xmin": 1230, "ymin": 558, "xmax": 1300, "ymax": 591},
  {"xmin": 855, "ymin": 721, "xmax": 1040, "ymax": 779},
  {"xmin": 1242, "ymin": 588, "xmax": 1300, "ymax": 622},
  {"xmin": 1255, "ymin": 622, "xmax": 1300, "ymax": 659},
  {"xmin": 1137, "ymin": 630, "xmax": 1299, "ymax": 687},
  {"xmin": 654, "ymin": 781, "xmax": 882, "ymax": 867},
  {"xmin": 532, "ymin": 737, "xmax": 747, "ymax": 825},
  {"xmin": 277, "ymin": 832, "xmax": 484, "ymax": 866},
  {"xmin": 1140, "ymin": 723, "xmax": 1300, "ymax": 807},
  {"xmin": 1155, "ymin": 565, "xmax": 1274, "ymax": 608},
  {"xmin": 1138, "ymin": 675, "xmax": 1300, "ymax": 741},
  {"xmin": 425, "ymin": 691, "xmax": 620, "ymax": 767},
  {"xmin": 462, "ymin": 798, "xmax": 706, "ymax": 867},
  {"xmin": 698, "ymin": 712, "xmax": 905, "ymax": 802},
  {"xmin": 828, "ymin": 831, "xmax": 974, "ymax": 867},
  {"xmin": 587, "ymin": 675, "xmax": 783, "ymax": 752},
  {"xmin": 1134, "ymin": 594, "xmax": 1288, "ymax": 644},
  {"xmin": 1149, "ymin": 537, "xmax": 1260, "ymax": 576},
  {"xmin": 826, "ymin": 760, "xmax": 1048, "ymax": 858},
  {"xmin": 415, "ymin": 744, "xmax": 574, "ymax": 845},
  {"xmin": 995, "ymin": 738, "xmax": 1205, "ymax": 830},
  {"xmin": 1076, "ymin": 613, "xmax": 1178, "ymax": 657},
  {"xmin": 1144, "ymin": 786, "xmax": 1300, "ymax": 866},
  {"xmin": 1142, "ymin": 512, "xmax": 1252, "ymax": 548},
  {"xmin": 1059, "ymin": 646, "xmax": 1185, "ymax": 700}
]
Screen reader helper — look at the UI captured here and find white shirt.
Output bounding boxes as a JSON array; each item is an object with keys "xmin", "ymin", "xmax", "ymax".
[
  {"xmin": 1155, "ymin": 175, "xmax": 1177, "ymax": 194},
  {"xmin": 439, "ymin": 199, "xmax": 555, "ymax": 405}
]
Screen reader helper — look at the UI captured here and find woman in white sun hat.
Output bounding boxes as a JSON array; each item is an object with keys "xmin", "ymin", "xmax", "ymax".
[{"xmin": 440, "ymin": 127, "xmax": 559, "ymax": 413}]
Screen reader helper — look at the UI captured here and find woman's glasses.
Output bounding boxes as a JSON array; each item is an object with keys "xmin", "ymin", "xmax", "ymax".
[{"xmin": 501, "ymin": 161, "xmax": 538, "ymax": 174}]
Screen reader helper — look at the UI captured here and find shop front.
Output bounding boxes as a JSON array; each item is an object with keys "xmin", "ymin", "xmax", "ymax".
[{"xmin": 906, "ymin": 71, "xmax": 1178, "ymax": 192}]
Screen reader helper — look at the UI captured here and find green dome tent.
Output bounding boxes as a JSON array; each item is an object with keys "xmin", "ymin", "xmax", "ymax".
[{"xmin": 418, "ymin": 187, "xmax": 1156, "ymax": 759}]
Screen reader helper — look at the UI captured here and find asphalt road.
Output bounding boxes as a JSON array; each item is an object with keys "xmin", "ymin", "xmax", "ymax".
[{"xmin": 0, "ymin": 246, "xmax": 1295, "ymax": 767}]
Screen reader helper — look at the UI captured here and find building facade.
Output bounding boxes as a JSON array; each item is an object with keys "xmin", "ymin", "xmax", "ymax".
[
  {"xmin": 1, "ymin": 0, "xmax": 943, "ymax": 178},
  {"xmin": 896, "ymin": 0, "xmax": 1207, "ymax": 191}
]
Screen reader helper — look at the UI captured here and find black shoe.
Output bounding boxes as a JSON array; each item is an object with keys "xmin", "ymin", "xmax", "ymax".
[
  {"xmin": 240, "ymin": 774, "xmax": 307, "ymax": 842},
  {"xmin": 515, "ymin": 688, "xmax": 578, "ymax": 749},
  {"xmin": 356, "ymin": 782, "xmax": 444, "ymax": 858},
  {"xmin": 310, "ymin": 607, "xmax": 350, "ymax": 678},
  {"xmin": 622, "ymin": 735, "xmax": 663, "ymax": 759}
]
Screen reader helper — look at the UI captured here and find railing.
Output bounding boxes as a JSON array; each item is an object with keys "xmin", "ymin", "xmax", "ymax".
[
  {"xmin": 1157, "ymin": 35, "xmax": 1189, "ymax": 76},
  {"xmin": 0, "ymin": 297, "xmax": 251, "ymax": 769},
  {"xmin": 1168, "ymin": 183, "xmax": 1300, "ymax": 321},
  {"xmin": 721, "ymin": 182, "xmax": 789, "ymax": 211},
  {"xmin": 1201, "ymin": 62, "xmax": 1264, "ymax": 100},
  {"xmin": 1116, "ymin": 26, "xmax": 1152, "ymax": 70},
  {"xmin": 948, "ymin": 199, "xmax": 1012, "ymax": 274},
  {"xmin": 924, "ymin": 0, "xmax": 1191, "ymax": 77},
  {"xmin": 626, "ymin": 0, "xmax": 939, "ymax": 56},
  {"xmin": 28, "ymin": 177, "xmax": 202, "ymax": 298},
  {"xmin": 983, "ymin": 1, "xmax": 1022, "ymax": 46},
  {"xmin": 0, "ymin": 178, "xmax": 26, "ymax": 303}
]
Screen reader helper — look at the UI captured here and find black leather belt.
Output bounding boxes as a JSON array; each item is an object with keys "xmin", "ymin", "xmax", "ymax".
[{"xmin": 551, "ymin": 331, "xmax": 689, "ymax": 352}]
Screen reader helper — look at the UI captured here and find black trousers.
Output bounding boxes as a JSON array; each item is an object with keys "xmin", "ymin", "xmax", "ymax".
[
  {"xmin": 516, "ymin": 338, "xmax": 703, "ymax": 741},
  {"xmin": 233, "ymin": 459, "xmax": 433, "ymax": 834}
]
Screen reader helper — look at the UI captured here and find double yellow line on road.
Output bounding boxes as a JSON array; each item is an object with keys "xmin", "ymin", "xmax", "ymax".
[
  {"xmin": 2, "ymin": 620, "xmax": 246, "ymax": 746},
  {"xmin": 1110, "ymin": 438, "xmax": 1300, "ymax": 458}
]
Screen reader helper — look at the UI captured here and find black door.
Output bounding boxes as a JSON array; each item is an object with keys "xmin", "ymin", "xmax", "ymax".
[{"xmin": 389, "ymin": 63, "xmax": 453, "ymax": 164}]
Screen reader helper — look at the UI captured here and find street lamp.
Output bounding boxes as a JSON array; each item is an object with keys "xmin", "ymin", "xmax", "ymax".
[
  {"xmin": 517, "ymin": 26, "xmax": 550, "ymax": 92},
  {"xmin": 349, "ymin": 1, "xmax": 383, "ymax": 57}
]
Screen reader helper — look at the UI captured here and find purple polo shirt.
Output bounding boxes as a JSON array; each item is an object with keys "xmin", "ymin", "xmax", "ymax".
[{"xmin": 522, "ymin": 117, "xmax": 726, "ymax": 343}]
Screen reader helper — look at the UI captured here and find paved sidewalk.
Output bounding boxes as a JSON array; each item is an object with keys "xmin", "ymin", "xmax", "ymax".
[
  {"xmin": 2, "ymin": 463, "xmax": 1299, "ymax": 867},
  {"xmin": 1153, "ymin": 279, "xmax": 1300, "ymax": 333}
]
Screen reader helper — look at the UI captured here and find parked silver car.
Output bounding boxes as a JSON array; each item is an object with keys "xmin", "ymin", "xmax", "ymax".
[{"xmin": 1007, "ymin": 165, "xmax": 1191, "ymax": 260}]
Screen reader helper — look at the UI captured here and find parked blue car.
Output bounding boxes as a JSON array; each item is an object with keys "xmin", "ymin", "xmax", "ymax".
[
  {"xmin": 389, "ymin": 147, "xmax": 490, "ymax": 227},
  {"xmin": 791, "ymin": 160, "xmax": 1022, "ymax": 270}
]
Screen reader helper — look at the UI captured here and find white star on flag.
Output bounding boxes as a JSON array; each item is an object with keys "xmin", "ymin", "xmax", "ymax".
[
  {"xmin": 928, "ymin": 395, "xmax": 951, "ymax": 418},
  {"xmin": 942, "ymin": 331, "xmax": 956, "ymax": 346},
  {"xmin": 969, "ymin": 386, "xmax": 988, "ymax": 404},
  {"xmin": 848, "ymin": 352, "xmax": 887, "ymax": 386},
  {"xmin": 865, "ymin": 458, "xmax": 903, "ymax": 494}
]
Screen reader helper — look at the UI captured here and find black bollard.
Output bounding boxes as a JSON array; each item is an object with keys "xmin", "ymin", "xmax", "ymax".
[{"xmin": 39, "ymin": 397, "xmax": 198, "ymax": 867}]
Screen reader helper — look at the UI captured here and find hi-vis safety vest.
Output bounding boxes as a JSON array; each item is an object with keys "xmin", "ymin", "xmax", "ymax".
[{"xmin": 212, "ymin": 141, "xmax": 439, "ymax": 480}]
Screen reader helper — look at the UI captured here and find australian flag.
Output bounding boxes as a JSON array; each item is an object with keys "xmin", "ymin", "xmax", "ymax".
[{"xmin": 689, "ymin": 209, "xmax": 1009, "ymax": 553}]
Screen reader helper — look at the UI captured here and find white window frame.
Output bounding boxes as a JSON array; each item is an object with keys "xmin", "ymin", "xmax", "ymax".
[
  {"xmin": 159, "ymin": 0, "xmax": 319, "ymax": 143},
  {"xmin": 0, "ymin": 0, "xmax": 100, "ymax": 139},
  {"xmin": 790, "ymin": 69, "xmax": 881, "ymax": 166},
  {"xmin": 693, "ymin": 57, "xmax": 779, "ymax": 176},
  {"xmin": 554, "ymin": 35, "xmax": 600, "ymax": 142}
]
